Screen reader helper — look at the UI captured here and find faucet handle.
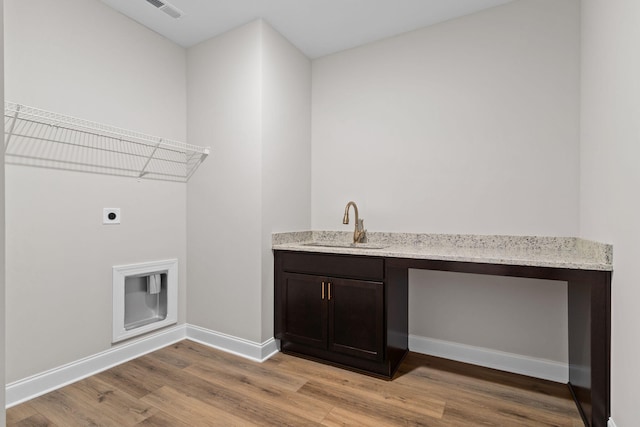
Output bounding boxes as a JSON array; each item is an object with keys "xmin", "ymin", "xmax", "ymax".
[{"xmin": 355, "ymin": 219, "xmax": 367, "ymax": 243}]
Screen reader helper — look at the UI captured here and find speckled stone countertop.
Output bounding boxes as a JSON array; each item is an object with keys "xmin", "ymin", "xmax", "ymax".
[{"xmin": 272, "ymin": 231, "xmax": 613, "ymax": 271}]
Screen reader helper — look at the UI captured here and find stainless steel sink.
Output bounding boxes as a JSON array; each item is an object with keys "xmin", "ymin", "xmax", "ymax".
[{"xmin": 302, "ymin": 242, "xmax": 388, "ymax": 250}]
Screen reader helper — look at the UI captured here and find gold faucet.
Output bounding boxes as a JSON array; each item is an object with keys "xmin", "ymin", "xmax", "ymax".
[{"xmin": 343, "ymin": 201, "xmax": 366, "ymax": 244}]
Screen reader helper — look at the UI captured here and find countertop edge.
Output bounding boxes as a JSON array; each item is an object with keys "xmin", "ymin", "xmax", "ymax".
[{"xmin": 271, "ymin": 231, "xmax": 613, "ymax": 272}]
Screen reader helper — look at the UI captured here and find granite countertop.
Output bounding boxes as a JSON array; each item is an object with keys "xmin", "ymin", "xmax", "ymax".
[{"xmin": 272, "ymin": 231, "xmax": 613, "ymax": 271}]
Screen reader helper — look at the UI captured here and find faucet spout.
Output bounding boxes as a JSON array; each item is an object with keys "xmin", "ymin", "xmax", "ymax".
[
  {"xmin": 343, "ymin": 201, "xmax": 366, "ymax": 243},
  {"xmin": 343, "ymin": 201, "xmax": 358, "ymax": 225}
]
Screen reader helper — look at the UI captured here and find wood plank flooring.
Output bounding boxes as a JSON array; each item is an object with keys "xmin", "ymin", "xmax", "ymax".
[{"xmin": 7, "ymin": 340, "xmax": 583, "ymax": 426}]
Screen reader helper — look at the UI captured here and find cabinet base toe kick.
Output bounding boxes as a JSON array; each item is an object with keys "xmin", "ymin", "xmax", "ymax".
[{"xmin": 279, "ymin": 340, "xmax": 408, "ymax": 379}]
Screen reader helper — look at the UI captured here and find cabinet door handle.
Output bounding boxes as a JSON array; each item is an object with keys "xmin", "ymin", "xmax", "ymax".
[
  {"xmin": 322, "ymin": 282, "xmax": 325, "ymax": 300},
  {"xmin": 328, "ymin": 282, "xmax": 332, "ymax": 300}
]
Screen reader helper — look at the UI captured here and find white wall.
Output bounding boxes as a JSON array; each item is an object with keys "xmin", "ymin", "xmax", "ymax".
[
  {"xmin": 580, "ymin": 0, "xmax": 640, "ymax": 425},
  {"xmin": 4, "ymin": 0, "xmax": 188, "ymax": 382},
  {"xmin": 409, "ymin": 270, "xmax": 568, "ymax": 361},
  {"xmin": 186, "ymin": 20, "xmax": 311, "ymax": 344},
  {"xmin": 1, "ymin": 0, "xmax": 6, "ymax": 422},
  {"xmin": 186, "ymin": 21, "xmax": 263, "ymax": 343},
  {"xmin": 312, "ymin": 0, "xmax": 579, "ymax": 366},
  {"xmin": 260, "ymin": 22, "xmax": 312, "ymax": 341}
]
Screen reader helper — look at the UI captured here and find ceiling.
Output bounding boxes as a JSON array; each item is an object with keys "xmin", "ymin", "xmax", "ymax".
[
  {"xmin": 102, "ymin": 0, "xmax": 513, "ymax": 58},
  {"xmin": 100, "ymin": 0, "xmax": 514, "ymax": 59}
]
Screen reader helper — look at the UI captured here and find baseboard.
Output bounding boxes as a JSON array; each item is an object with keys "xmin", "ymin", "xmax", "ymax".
[
  {"xmin": 608, "ymin": 418, "xmax": 617, "ymax": 427},
  {"xmin": 5, "ymin": 324, "xmax": 279, "ymax": 408},
  {"xmin": 186, "ymin": 324, "xmax": 279, "ymax": 362},
  {"xmin": 3, "ymin": 330, "xmax": 599, "ymax": 414},
  {"xmin": 6, "ymin": 324, "xmax": 187, "ymax": 408},
  {"xmin": 409, "ymin": 335, "xmax": 568, "ymax": 383}
]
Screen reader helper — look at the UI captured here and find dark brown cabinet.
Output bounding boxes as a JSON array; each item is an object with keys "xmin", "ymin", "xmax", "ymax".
[
  {"xmin": 279, "ymin": 272, "xmax": 327, "ymax": 349},
  {"xmin": 328, "ymin": 277, "xmax": 384, "ymax": 361},
  {"xmin": 274, "ymin": 251, "xmax": 407, "ymax": 378},
  {"xmin": 280, "ymin": 272, "xmax": 384, "ymax": 360}
]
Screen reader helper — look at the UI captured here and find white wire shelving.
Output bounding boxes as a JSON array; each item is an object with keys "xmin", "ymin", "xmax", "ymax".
[{"xmin": 4, "ymin": 102, "xmax": 210, "ymax": 182}]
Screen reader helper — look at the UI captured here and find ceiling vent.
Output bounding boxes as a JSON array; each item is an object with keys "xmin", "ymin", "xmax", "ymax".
[{"xmin": 144, "ymin": 0, "xmax": 184, "ymax": 19}]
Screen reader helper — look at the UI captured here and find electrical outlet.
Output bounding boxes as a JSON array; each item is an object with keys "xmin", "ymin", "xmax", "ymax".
[{"xmin": 103, "ymin": 208, "xmax": 121, "ymax": 225}]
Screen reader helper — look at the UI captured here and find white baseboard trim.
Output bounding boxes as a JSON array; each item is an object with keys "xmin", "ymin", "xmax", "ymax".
[
  {"xmin": 5, "ymin": 324, "xmax": 279, "ymax": 408},
  {"xmin": 409, "ymin": 335, "xmax": 568, "ymax": 383},
  {"xmin": 608, "ymin": 418, "xmax": 617, "ymax": 427},
  {"xmin": 6, "ymin": 324, "xmax": 187, "ymax": 408},
  {"xmin": 5, "ymin": 329, "xmax": 600, "ymax": 416},
  {"xmin": 186, "ymin": 324, "xmax": 279, "ymax": 362}
]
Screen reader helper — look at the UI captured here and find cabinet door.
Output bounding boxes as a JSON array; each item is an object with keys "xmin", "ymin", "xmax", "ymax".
[
  {"xmin": 328, "ymin": 278, "xmax": 384, "ymax": 361},
  {"xmin": 280, "ymin": 272, "xmax": 327, "ymax": 349}
]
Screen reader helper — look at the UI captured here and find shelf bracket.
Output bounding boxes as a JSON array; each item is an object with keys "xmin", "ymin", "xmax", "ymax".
[
  {"xmin": 4, "ymin": 104, "xmax": 21, "ymax": 153},
  {"xmin": 139, "ymin": 138, "xmax": 163, "ymax": 178},
  {"xmin": 185, "ymin": 148, "xmax": 210, "ymax": 181}
]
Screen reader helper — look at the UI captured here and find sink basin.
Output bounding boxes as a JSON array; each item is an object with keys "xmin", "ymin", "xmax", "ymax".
[{"xmin": 302, "ymin": 242, "xmax": 388, "ymax": 250}]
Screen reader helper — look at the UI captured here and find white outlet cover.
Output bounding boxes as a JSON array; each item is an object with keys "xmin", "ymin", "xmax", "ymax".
[{"xmin": 103, "ymin": 208, "xmax": 121, "ymax": 225}]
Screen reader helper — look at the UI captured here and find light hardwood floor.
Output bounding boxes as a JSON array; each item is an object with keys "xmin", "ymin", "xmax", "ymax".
[{"xmin": 7, "ymin": 340, "xmax": 583, "ymax": 426}]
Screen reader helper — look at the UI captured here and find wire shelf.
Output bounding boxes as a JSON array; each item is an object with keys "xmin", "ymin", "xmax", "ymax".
[{"xmin": 4, "ymin": 102, "xmax": 209, "ymax": 182}]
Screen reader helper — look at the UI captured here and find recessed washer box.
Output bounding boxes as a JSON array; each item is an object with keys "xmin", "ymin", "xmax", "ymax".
[{"xmin": 112, "ymin": 259, "xmax": 178, "ymax": 343}]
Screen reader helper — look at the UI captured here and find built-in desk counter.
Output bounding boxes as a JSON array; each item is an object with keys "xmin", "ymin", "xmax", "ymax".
[
  {"xmin": 272, "ymin": 231, "xmax": 612, "ymax": 271},
  {"xmin": 273, "ymin": 231, "xmax": 612, "ymax": 427}
]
